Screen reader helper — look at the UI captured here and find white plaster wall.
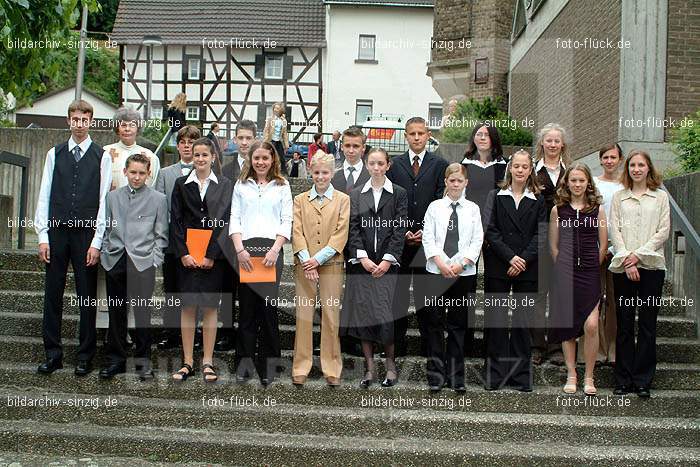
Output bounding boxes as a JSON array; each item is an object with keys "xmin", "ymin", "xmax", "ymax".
[{"xmin": 323, "ymin": 5, "xmax": 441, "ymax": 132}]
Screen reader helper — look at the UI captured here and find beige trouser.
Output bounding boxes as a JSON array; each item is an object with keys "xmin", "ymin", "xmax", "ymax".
[
  {"xmin": 578, "ymin": 258, "xmax": 617, "ymax": 363},
  {"xmin": 292, "ymin": 262, "xmax": 343, "ymax": 379}
]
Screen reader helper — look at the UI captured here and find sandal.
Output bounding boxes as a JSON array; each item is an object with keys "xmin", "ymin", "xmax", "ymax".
[
  {"xmin": 202, "ymin": 363, "xmax": 218, "ymax": 383},
  {"xmin": 583, "ymin": 377, "xmax": 597, "ymax": 396},
  {"xmin": 172, "ymin": 363, "xmax": 194, "ymax": 382},
  {"xmin": 563, "ymin": 374, "xmax": 577, "ymax": 394}
]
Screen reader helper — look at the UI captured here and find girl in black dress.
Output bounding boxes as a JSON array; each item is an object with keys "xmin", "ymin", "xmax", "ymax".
[
  {"xmin": 483, "ymin": 150, "xmax": 546, "ymax": 392},
  {"xmin": 170, "ymin": 138, "xmax": 234, "ymax": 383},
  {"xmin": 341, "ymin": 148, "xmax": 408, "ymax": 388},
  {"xmin": 548, "ymin": 163, "xmax": 608, "ymax": 395},
  {"xmin": 461, "ymin": 123, "xmax": 507, "ymax": 356}
]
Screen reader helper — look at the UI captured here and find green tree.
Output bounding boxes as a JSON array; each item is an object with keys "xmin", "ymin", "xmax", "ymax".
[
  {"xmin": 0, "ymin": 0, "xmax": 99, "ymax": 103},
  {"xmin": 441, "ymin": 97, "xmax": 533, "ymax": 147},
  {"xmin": 670, "ymin": 110, "xmax": 700, "ymax": 174}
]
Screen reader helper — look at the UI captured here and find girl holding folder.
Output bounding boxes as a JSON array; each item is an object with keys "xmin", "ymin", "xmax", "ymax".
[
  {"xmin": 230, "ymin": 140, "xmax": 293, "ymax": 386},
  {"xmin": 169, "ymin": 138, "xmax": 234, "ymax": 383}
]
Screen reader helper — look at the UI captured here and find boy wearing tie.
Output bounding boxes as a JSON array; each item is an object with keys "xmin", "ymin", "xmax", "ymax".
[
  {"xmin": 35, "ymin": 100, "xmax": 112, "ymax": 376},
  {"xmin": 100, "ymin": 154, "xmax": 168, "ymax": 379}
]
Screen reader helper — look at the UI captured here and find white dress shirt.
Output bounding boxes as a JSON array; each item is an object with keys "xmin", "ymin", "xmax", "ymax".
[
  {"xmin": 422, "ymin": 194, "xmax": 483, "ymax": 276},
  {"xmin": 104, "ymin": 140, "xmax": 161, "ymax": 188},
  {"xmin": 343, "ymin": 159, "xmax": 364, "ymax": 183},
  {"xmin": 353, "ymin": 177, "xmax": 398, "ymax": 265},
  {"xmin": 185, "ymin": 169, "xmax": 218, "ymax": 201},
  {"xmin": 594, "ymin": 176, "xmax": 624, "ymax": 254},
  {"xmin": 497, "ymin": 186, "xmax": 537, "ymax": 209},
  {"xmin": 536, "ymin": 158, "xmax": 565, "ymax": 187},
  {"xmin": 34, "ymin": 136, "xmax": 113, "ymax": 249},
  {"xmin": 229, "ymin": 178, "xmax": 293, "ymax": 240},
  {"xmin": 609, "ymin": 188, "xmax": 670, "ymax": 272},
  {"xmin": 409, "ymin": 148, "xmax": 426, "ymax": 167}
]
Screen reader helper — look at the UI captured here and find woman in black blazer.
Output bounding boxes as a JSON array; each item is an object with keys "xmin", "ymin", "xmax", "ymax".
[
  {"xmin": 341, "ymin": 148, "xmax": 408, "ymax": 388},
  {"xmin": 531, "ymin": 123, "xmax": 572, "ymax": 365},
  {"xmin": 483, "ymin": 150, "xmax": 546, "ymax": 391},
  {"xmin": 169, "ymin": 138, "xmax": 234, "ymax": 383}
]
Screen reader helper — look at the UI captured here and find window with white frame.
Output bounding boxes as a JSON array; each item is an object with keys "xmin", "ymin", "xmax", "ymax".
[
  {"xmin": 358, "ymin": 35, "xmax": 376, "ymax": 61},
  {"xmin": 265, "ymin": 56, "xmax": 283, "ymax": 79},
  {"xmin": 188, "ymin": 58, "xmax": 200, "ymax": 80},
  {"xmin": 355, "ymin": 100, "xmax": 373, "ymax": 125},
  {"xmin": 151, "ymin": 107, "xmax": 163, "ymax": 120},
  {"xmin": 186, "ymin": 106, "xmax": 199, "ymax": 120},
  {"xmin": 428, "ymin": 104, "xmax": 443, "ymax": 129}
]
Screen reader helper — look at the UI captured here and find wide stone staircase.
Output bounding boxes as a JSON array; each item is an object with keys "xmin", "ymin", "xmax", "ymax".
[{"xmin": 0, "ymin": 178, "xmax": 699, "ymax": 465}]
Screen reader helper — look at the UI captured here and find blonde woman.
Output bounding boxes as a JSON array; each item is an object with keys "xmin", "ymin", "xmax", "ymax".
[
  {"xmin": 263, "ymin": 102, "xmax": 289, "ymax": 173},
  {"xmin": 531, "ymin": 122, "xmax": 572, "ymax": 365}
]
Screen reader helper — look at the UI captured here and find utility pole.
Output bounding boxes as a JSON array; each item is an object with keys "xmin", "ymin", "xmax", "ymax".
[{"xmin": 75, "ymin": 5, "xmax": 89, "ymax": 100}]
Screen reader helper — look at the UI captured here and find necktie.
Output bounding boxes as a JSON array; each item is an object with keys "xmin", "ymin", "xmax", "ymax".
[
  {"xmin": 346, "ymin": 166, "xmax": 355, "ymax": 193},
  {"xmin": 412, "ymin": 155, "xmax": 420, "ymax": 177},
  {"xmin": 73, "ymin": 146, "xmax": 82, "ymax": 162},
  {"xmin": 443, "ymin": 202, "xmax": 460, "ymax": 258}
]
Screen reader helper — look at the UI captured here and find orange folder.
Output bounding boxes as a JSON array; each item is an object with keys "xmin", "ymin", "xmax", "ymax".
[
  {"xmin": 239, "ymin": 257, "xmax": 276, "ymax": 283},
  {"xmin": 186, "ymin": 228, "xmax": 212, "ymax": 265}
]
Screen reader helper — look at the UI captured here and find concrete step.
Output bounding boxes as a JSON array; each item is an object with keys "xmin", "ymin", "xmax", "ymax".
[
  {"xmin": 0, "ymin": 451, "xmax": 186, "ymax": 466},
  {"xmin": 1, "ymin": 362, "xmax": 698, "ymax": 419},
  {"xmin": 1, "ymin": 337, "xmax": 698, "ymax": 390},
  {"xmin": 2, "ymin": 388, "xmax": 699, "ymax": 448},
  {"xmin": 1, "ymin": 419, "xmax": 699, "ymax": 465},
  {"xmin": 1, "ymin": 311, "xmax": 698, "ymax": 364}
]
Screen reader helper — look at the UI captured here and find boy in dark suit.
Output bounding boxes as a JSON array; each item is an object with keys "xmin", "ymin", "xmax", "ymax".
[
  {"xmin": 386, "ymin": 117, "xmax": 449, "ymax": 356},
  {"xmin": 154, "ymin": 125, "xmax": 200, "ymax": 350},
  {"xmin": 100, "ymin": 154, "xmax": 168, "ymax": 379},
  {"xmin": 331, "ymin": 126, "xmax": 370, "ymax": 195},
  {"xmin": 216, "ymin": 120, "xmax": 256, "ymax": 351},
  {"xmin": 35, "ymin": 100, "xmax": 112, "ymax": 376}
]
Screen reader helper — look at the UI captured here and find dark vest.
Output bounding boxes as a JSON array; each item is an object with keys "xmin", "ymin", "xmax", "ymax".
[{"xmin": 48, "ymin": 141, "xmax": 103, "ymax": 227}]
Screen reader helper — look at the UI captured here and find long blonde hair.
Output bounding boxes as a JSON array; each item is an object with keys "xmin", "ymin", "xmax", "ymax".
[
  {"xmin": 555, "ymin": 163, "xmax": 602, "ymax": 213},
  {"xmin": 534, "ymin": 123, "xmax": 572, "ymax": 167},
  {"xmin": 169, "ymin": 93, "xmax": 187, "ymax": 112},
  {"xmin": 499, "ymin": 149, "xmax": 541, "ymax": 194}
]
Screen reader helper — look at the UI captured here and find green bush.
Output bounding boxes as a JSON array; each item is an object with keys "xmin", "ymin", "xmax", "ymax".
[
  {"xmin": 440, "ymin": 97, "xmax": 533, "ymax": 147},
  {"xmin": 670, "ymin": 110, "xmax": 700, "ymax": 174}
]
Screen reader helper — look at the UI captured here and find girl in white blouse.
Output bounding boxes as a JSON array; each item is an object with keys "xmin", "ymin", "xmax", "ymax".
[
  {"xmin": 229, "ymin": 140, "xmax": 293, "ymax": 386},
  {"xmin": 609, "ymin": 149, "xmax": 670, "ymax": 398},
  {"xmin": 421, "ymin": 163, "xmax": 483, "ymax": 392}
]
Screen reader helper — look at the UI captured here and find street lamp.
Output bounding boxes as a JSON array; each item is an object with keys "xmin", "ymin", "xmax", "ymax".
[{"xmin": 142, "ymin": 35, "xmax": 163, "ymax": 120}]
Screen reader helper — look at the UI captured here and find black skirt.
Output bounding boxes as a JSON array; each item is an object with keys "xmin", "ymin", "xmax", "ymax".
[{"xmin": 177, "ymin": 258, "xmax": 226, "ymax": 308}]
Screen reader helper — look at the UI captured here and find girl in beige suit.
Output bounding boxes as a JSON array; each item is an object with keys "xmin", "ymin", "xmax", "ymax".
[{"xmin": 292, "ymin": 152, "xmax": 350, "ymax": 386}]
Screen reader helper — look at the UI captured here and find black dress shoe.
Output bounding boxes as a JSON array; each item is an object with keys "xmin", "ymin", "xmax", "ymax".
[
  {"xmin": 381, "ymin": 377, "xmax": 398, "ymax": 387},
  {"xmin": 636, "ymin": 387, "xmax": 651, "ymax": 398},
  {"xmin": 452, "ymin": 385, "xmax": 467, "ymax": 394},
  {"xmin": 37, "ymin": 358, "xmax": 63, "ymax": 374},
  {"xmin": 156, "ymin": 336, "xmax": 180, "ymax": 350},
  {"xmin": 613, "ymin": 385, "xmax": 632, "ymax": 395},
  {"xmin": 360, "ymin": 372, "xmax": 374, "ymax": 389},
  {"xmin": 136, "ymin": 365, "xmax": 154, "ymax": 381},
  {"xmin": 515, "ymin": 386, "xmax": 533, "ymax": 393},
  {"xmin": 214, "ymin": 336, "xmax": 235, "ymax": 352},
  {"xmin": 74, "ymin": 360, "xmax": 93, "ymax": 377},
  {"xmin": 236, "ymin": 373, "xmax": 251, "ymax": 383},
  {"xmin": 99, "ymin": 363, "xmax": 126, "ymax": 379},
  {"xmin": 429, "ymin": 384, "xmax": 443, "ymax": 393},
  {"xmin": 260, "ymin": 377, "xmax": 272, "ymax": 387}
]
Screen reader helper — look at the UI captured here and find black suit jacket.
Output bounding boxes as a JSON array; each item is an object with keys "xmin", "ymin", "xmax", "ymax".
[
  {"xmin": 169, "ymin": 174, "xmax": 234, "ymax": 260},
  {"xmin": 348, "ymin": 183, "xmax": 408, "ymax": 263},
  {"xmin": 327, "ymin": 140, "xmax": 342, "ymax": 157},
  {"xmin": 483, "ymin": 189, "xmax": 547, "ymax": 281},
  {"xmin": 332, "ymin": 164, "xmax": 370, "ymax": 195},
  {"xmin": 386, "ymin": 151, "xmax": 449, "ymax": 234},
  {"xmin": 221, "ymin": 153, "xmax": 244, "ymax": 183},
  {"xmin": 536, "ymin": 164, "xmax": 565, "ymax": 217}
]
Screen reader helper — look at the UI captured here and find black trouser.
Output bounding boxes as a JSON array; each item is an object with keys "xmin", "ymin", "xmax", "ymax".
[
  {"xmin": 42, "ymin": 227, "xmax": 98, "ymax": 362},
  {"xmin": 424, "ymin": 274, "xmax": 476, "ymax": 387},
  {"xmin": 530, "ymin": 252, "xmax": 558, "ymax": 354},
  {"xmin": 613, "ymin": 269, "xmax": 665, "ymax": 388},
  {"xmin": 271, "ymin": 141, "xmax": 288, "ymax": 175},
  {"xmin": 235, "ymin": 238, "xmax": 284, "ymax": 379},
  {"xmin": 393, "ymin": 244, "xmax": 430, "ymax": 355},
  {"xmin": 483, "ymin": 277, "xmax": 536, "ymax": 389},
  {"xmin": 219, "ymin": 259, "xmax": 240, "ymax": 341},
  {"xmin": 160, "ymin": 252, "xmax": 181, "ymax": 341},
  {"xmin": 104, "ymin": 254, "xmax": 155, "ymax": 367}
]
